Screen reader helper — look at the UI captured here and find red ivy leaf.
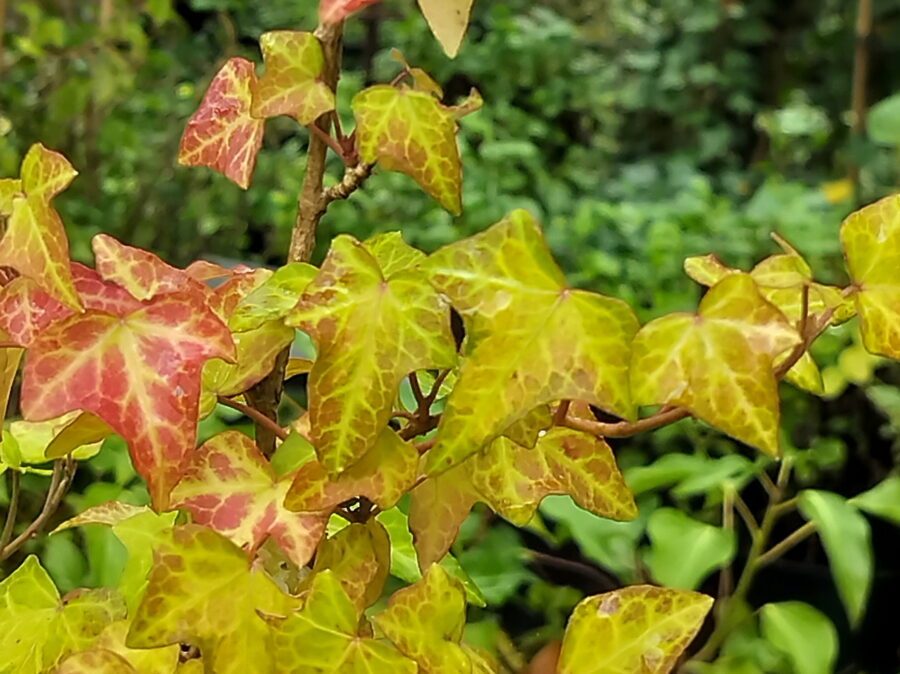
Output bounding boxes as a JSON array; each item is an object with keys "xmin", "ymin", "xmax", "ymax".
[
  {"xmin": 178, "ymin": 58, "xmax": 265, "ymax": 190},
  {"xmin": 320, "ymin": 0, "xmax": 381, "ymax": 24},
  {"xmin": 21, "ymin": 293, "xmax": 235, "ymax": 509},
  {"xmin": 171, "ymin": 431, "xmax": 327, "ymax": 567}
]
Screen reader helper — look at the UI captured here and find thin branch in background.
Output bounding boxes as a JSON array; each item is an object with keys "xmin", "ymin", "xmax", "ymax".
[
  {"xmin": 733, "ymin": 491, "xmax": 759, "ymax": 536},
  {"xmin": 0, "ymin": 470, "xmax": 20, "ymax": 550},
  {"xmin": 409, "ymin": 372, "xmax": 426, "ymax": 407},
  {"xmin": 849, "ymin": 0, "xmax": 873, "ymax": 197},
  {"xmin": 0, "ymin": 0, "xmax": 8, "ymax": 75},
  {"xmin": 218, "ymin": 396, "xmax": 289, "ymax": 442},
  {"xmin": 756, "ymin": 521, "xmax": 816, "ymax": 567},
  {"xmin": 718, "ymin": 487, "xmax": 735, "ymax": 600},
  {"xmin": 527, "ymin": 549, "xmax": 619, "ymax": 591}
]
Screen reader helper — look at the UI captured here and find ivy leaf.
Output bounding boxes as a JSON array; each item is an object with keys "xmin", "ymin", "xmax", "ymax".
[
  {"xmin": 269, "ymin": 570, "xmax": 416, "ymax": 673},
  {"xmin": 170, "ymin": 431, "xmax": 327, "ymax": 567},
  {"xmin": 760, "ymin": 602, "xmax": 838, "ymax": 674},
  {"xmin": 374, "ymin": 564, "xmax": 486, "ymax": 673},
  {"xmin": 353, "ymin": 85, "xmax": 479, "ymax": 214},
  {"xmin": 229, "ymin": 262, "xmax": 318, "ymax": 332},
  {"xmin": 558, "ymin": 585, "xmax": 713, "ymax": 674},
  {"xmin": 250, "ymin": 31, "xmax": 334, "ymax": 124},
  {"xmin": 841, "ymin": 194, "xmax": 900, "ymax": 359},
  {"xmin": 850, "ymin": 475, "xmax": 900, "ymax": 525},
  {"xmin": 0, "ymin": 340, "xmax": 23, "ymax": 434},
  {"xmin": 0, "ymin": 177, "xmax": 22, "ymax": 214},
  {"xmin": 0, "ymin": 556, "xmax": 126, "ymax": 674},
  {"xmin": 417, "ymin": 0, "xmax": 475, "ymax": 57},
  {"xmin": 53, "ymin": 501, "xmax": 153, "ymax": 533},
  {"xmin": 6, "ymin": 412, "xmax": 107, "ymax": 466},
  {"xmin": 178, "ymin": 58, "xmax": 265, "ymax": 189},
  {"xmin": 286, "ymin": 234, "xmax": 456, "ymax": 474},
  {"xmin": 52, "ymin": 650, "xmax": 137, "ymax": 674},
  {"xmin": 423, "ymin": 211, "xmax": 638, "ymax": 474},
  {"xmin": 319, "ymin": 0, "xmax": 382, "ymax": 24},
  {"xmin": 285, "ymin": 428, "xmax": 418, "ymax": 512},
  {"xmin": 303, "ymin": 520, "xmax": 390, "ymax": 611},
  {"xmin": 798, "ymin": 490, "xmax": 873, "ymax": 627},
  {"xmin": 412, "ymin": 428, "xmax": 636, "ymax": 567},
  {"xmin": 632, "ymin": 273, "xmax": 800, "ymax": 457},
  {"xmin": 0, "ymin": 144, "xmax": 81, "ymax": 309},
  {"xmin": 21, "ymin": 292, "xmax": 235, "ymax": 509},
  {"xmin": 645, "ymin": 508, "xmax": 737, "ymax": 590},
  {"xmin": 127, "ymin": 525, "xmax": 297, "ymax": 674}
]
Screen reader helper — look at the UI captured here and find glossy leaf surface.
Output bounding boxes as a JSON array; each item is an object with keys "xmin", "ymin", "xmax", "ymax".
[{"xmin": 760, "ymin": 602, "xmax": 838, "ymax": 674}]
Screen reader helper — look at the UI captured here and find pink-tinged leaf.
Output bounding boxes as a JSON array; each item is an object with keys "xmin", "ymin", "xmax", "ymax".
[
  {"xmin": 251, "ymin": 31, "xmax": 335, "ymax": 124},
  {"xmin": 0, "ymin": 145, "xmax": 81, "ymax": 310},
  {"xmin": 170, "ymin": 431, "xmax": 327, "ymax": 567},
  {"xmin": 179, "ymin": 58, "xmax": 265, "ymax": 189},
  {"xmin": 285, "ymin": 428, "xmax": 418, "ymax": 512},
  {"xmin": 92, "ymin": 234, "xmax": 209, "ymax": 302},
  {"xmin": 184, "ymin": 259, "xmax": 253, "ymax": 281},
  {"xmin": 320, "ymin": 0, "xmax": 382, "ymax": 24},
  {"xmin": 21, "ymin": 292, "xmax": 235, "ymax": 509}
]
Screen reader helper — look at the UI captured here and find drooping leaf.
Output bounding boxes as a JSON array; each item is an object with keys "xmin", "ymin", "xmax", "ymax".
[
  {"xmin": 423, "ymin": 211, "xmax": 638, "ymax": 474},
  {"xmin": 319, "ymin": 0, "xmax": 382, "ymax": 23},
  {"xmin": 850, "ymin": 475, "xmax": 900, "ymax": 525},
  {"xmin": 353, "ymin": 85, "xmax": 480, "ymax": 214},
  {"xmin": 760, "ymin": 602, "xmax": 838, "ymax": 674},
  {"xmin": 412, "ymin": 428, "xmax": 636, "ymax": 567},
  {"xmin": 841, "ymin": 194, "xmax": 900, "ymax": 359},
  {"xmin": 798, "ymin": 490, "xmax": 873, "ymax": 627},
  {"xmin": 285, "ymin": 428, "xmax": 418, "ymax": 512},
  {"xmin": 21, "ymin": 292, "xmax": 235, "ymax": 508},
  {"xmin": 6, "ymin": 411, "xmax": 107, "ymax": 465},
  {"xmin": 0, "ymin": 144, "xmax": 81, "ymax": 309},
  {"xmin": 374, "ymin": 564, "xmax": 484, "ymax": 673},
  {"xmin": 645, "ymin": 508, "xmax": 737, "ymax": 590},
  {"xmin": 127, "ymin": 526, "xmax": 297, "ymax": 674},
  {"xmin": 269, "ymin": 570, "xmax": 416, "ymax": 673},
  {"xmin": 303, "ymin": 520, "xmax": 390, "ymax": 611},
  {"xmin": 417, "ymin": 0, "xmax": 475, "ymax": 57},
  {"xmin": 286, "ymin": 234, "xmax": 456, "ymax": 474},
  {"xmin": 558, "ymin": 585, "xmax": 713, "ymax": 674},
  {"xmin": 632, "ymin": 273, "xmax": 800, "ymax": 457},
  {"xmin": 229, "ymin": 262, "xmax": 317, "ymax": 332},
  {"xmin": 170, "ymin": 431, "xmax": 327, "ymax": 567},
  {"xmin": 178, "ymin": 58, "xmax": 265, "ymax": 189},
  {"xmin": 251, "ymin": 31, "xmax": 334, "ymax": 124},
  {"xmin": 0, "ymin": 556, "xmax": 126, "ymax": 674}
]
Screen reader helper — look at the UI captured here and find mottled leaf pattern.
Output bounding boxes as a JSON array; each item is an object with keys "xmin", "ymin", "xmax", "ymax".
[
  {"xmin": 841, "ymin": 194, "xmax": 900, "ymax": 359},
  {"xmin": 411, "ymin": 428, "xmax": 636, "ymax": 567},
  {"xmin": 424, "ymin": 210, "xmax": 638, "ymax": 474},
  {"xmin": 178, "ymin": 58, "xmax": 265, "ymax": 189},
  {"xmin": 0, "ymin": 557, "xmax": 126, "ymax": 674},
  {"xmin": 0, "ymin": 144, "xmax": 81, "ymax": 309},
  {"xmin": 51, "ymin": 650, "xmax": 137, "ymax": 674},
  {"xmin": 558, "ymin": 585, "xmax": 713, "ymax": 674},
  {"xmin": 269, "ymin": 570, "xmax": 416, "ymax": 673},
  {"xmin": 374, "ymin": 564, "xmax": 484, "ymax": 674},
  {"xmin": 127, "ymin": 526, "xmax": 296, "ymax": 674},
  {"xmin": 251, "ymin": 31, "xmax": 334, "ymax": 124},
  {"xmin": 21, "ymin": 292, "xmax": 234, "ymax": 508},
  {"xmin": 285, "ymin": 428, "xmax": 418, "ymax": 512},
  {"xmin": 417, "ymin": 0, "xmax": 475, "ymax": 57},
  {"xmin": 171, "ymin": 431, "xmax": 327, "ymax": 567},
  {"xmin": 353, "ymin": 85, "xmax": 473, "ymax": 213},
  {"xmin": 287, "ymin": 234, "xmax": 456, "ymax": 474},
  {"xmin": 631, "ymin": 273, "xmax": 800, "ymax": 456}
]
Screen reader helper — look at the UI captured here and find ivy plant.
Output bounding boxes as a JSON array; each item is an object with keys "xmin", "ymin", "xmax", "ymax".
[{"xmin": 1, "ymin": 2, "xmax": 898, "ymax": 673}]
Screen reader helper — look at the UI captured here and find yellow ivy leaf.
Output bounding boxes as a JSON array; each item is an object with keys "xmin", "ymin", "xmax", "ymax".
[
  {"xmin": 558, "ymin": 585, "xmax": 713, "ymax": 674},
  {"xmin": 51, "ymin": 650, "xmax": 137, "ymax": 674},
  {"xmin": 841, "ymin": 194, "xmax": 900, "ymax": 359},
  {"xmin": 423, "ymin": 210, "xmax": 638, "ymax": 474},
  {"xmin": 286, "ymin": 234, "xmax": 456, "ymax": 474},
  {"xmin": 632, "ymin": 273, "xmax": 800, "ymax": 456},
  {"xmin": 353, "ymin": 85, "xmax": 477, "ymax": 214},
  {"xmin": 94, "ymin": 621, "xmax": 180, "ymax": 674},
  {"xmin": 251, "ymin": 31, "xmax": 335, "ymax": 124},
  {"xmin": 228, "ymin": 262, "xmax": 318, "ymax": 332},
  {"xmin": 410, "ymin": 428, "xmax": 636, "ymax": 567},
  {"xmin": 0, "ymin": 337, "xmax": 23, "ymax": 437},
  {"xmin": 416, "ymin": 0, "xmax": 476, "ymax": 58}
]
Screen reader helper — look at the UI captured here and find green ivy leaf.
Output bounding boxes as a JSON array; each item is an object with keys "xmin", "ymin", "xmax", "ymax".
[
  {"xmin": 798, "ymin": 490, "xmax": 873, "ymax": 627},
  {"xmin": 423, "ymin": 210, "xmax": 638, "ymax": 474},
  {"xmin": 286, "ymin": 234, "xmax": 456, "ymax": 474},
  {"xmin": 868, "ymin": 93, "xmax": 900, "ymax": 146},
  {"xmin": 0, "ymin": 556, "xmax": 126, "ymax": 674},
  {"xmin": 850, "ymin": 475, "xmax": 900, "ymax": 525},
  {"xmin": 760, "ymin": 602, "xmax": 838, "ymax": 674},
  {"xmin": 645, "ymin": 508, "xmax": 737, "ymax": 590},
  {"xmin": 558, "ymin": 585, "xmax": 713, "ymax": 673},
  {"xmin": 228, "ymin": 262, "xmax": 318, "ymax": 332}
]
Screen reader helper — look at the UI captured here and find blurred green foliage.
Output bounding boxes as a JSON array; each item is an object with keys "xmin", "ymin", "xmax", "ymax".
[{"xmin": 2, "ymin": 0, "xmax": 900, "ymax": 671}]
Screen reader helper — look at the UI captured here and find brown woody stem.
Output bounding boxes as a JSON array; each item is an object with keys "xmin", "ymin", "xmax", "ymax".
[
  {"xmin": 0, "ymin": 470, "xmax": 20, "ymax": 551},
  {"xmin": 218, "ymin": 396, "xmax": 289, "ymax": 442}
]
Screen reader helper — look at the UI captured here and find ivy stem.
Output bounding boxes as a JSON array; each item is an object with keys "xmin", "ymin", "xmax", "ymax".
[
  {"xmin": 756, "ymin": 520, "xmax": 816, "ymax": 567},
  {"xmin": 217, "ymin": 396, "xmax": 289, "ymax": 442},
  {"xmin": 0, "ymin": 470, "xmax": 20, "ymax": 550}
]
